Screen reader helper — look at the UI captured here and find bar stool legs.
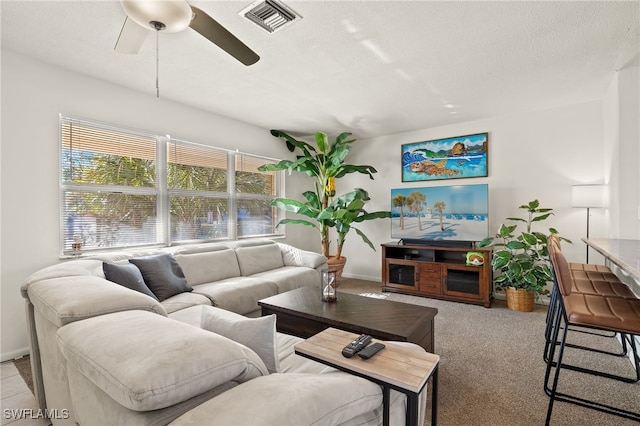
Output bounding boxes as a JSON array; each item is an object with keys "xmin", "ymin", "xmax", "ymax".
[{"xmin": 544, "ymin": 300, "xmax": 640, "ymax": 424}]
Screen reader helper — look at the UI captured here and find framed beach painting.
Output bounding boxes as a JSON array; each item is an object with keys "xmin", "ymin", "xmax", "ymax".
[{"xmin": 401, "ymin": 132, "xmax": 488, "ymax": 182}]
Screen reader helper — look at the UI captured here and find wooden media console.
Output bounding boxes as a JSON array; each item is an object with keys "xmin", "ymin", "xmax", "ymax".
[{"xmin": 381, "ymin": 242, "xmax": 493, "ymax": 307}]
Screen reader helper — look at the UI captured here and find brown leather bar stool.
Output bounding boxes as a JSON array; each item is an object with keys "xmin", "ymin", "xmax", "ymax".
[
  {"xmin": 545, "ymin": 234, "xmax": 637, "ymax": 352},
  {"xmin": 544, "ymin": 250, "xmax": 640, "ymax": 424},
  {"xmin": 568, "ymin": 262, "xmax": 613, "ymax": 274},
  {"xmin": 545, "ymin": 242, "xmax": 639, "ymax": 366}
]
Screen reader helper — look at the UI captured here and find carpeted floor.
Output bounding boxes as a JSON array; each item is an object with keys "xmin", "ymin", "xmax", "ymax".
[
  {"xmin": 14, "ymin": 279, "xmax": 639, "ymax": 425},
  {"xmin": 14, "ymin": 355, "xmax": 33, "ymax": 394},
  {"xmin": 339, "ymin": 278, "xmax": 640, "ymax": 426}
]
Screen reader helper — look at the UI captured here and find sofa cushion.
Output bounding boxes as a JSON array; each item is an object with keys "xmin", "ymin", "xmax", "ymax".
[
  {"xmin": 103, "ymin": 262, "xmax": 158, "ymax": 300},
  {"xmin": 250, "ymin": 266, "xmax": 321, "ymax": 294},
  {"xmin": 201, "ymin": 306, "xmax": 280, "ymax": 374},
  {"xmin": 235, "ymin": 243, "xmax": 284, "ymax": 276},
  {"xmin": 161, "ymin": 292, "xmax": 212, "ymax": 314},
  {"xmin": 168, "ymin": 373, "xmax": 382, "ymax": 426},
  {"xmin": 174, "ymin": 249, "xmax": 241, "ymax": 286},
  {"xmin": 129, "ymin": 254, "xmax": 192, "ymax": 301},
  {"xmin": 276, "ymin": 333, "xmax": 335, "ymax": 375},
  {"xmin": 57, "ymin": 310, "xmax": 266, "ymax": 412},
  {"xmin": 192, "ymin": 277, "xmax": 278, "ymax": 315}
]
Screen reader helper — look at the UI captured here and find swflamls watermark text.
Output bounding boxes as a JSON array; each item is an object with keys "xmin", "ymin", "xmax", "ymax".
[{"xmin": 3, "ymin": 408, "xmax": 70, "ymax": 420}]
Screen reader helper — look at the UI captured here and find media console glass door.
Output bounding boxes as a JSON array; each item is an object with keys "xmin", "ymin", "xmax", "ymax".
[
  {"xmin": 386, "ymin": 260, "xmax": 417, "ymax": 289},
  {"xmin": 443, "ymin": 265, "xmax": 483, "ymax": 300}
]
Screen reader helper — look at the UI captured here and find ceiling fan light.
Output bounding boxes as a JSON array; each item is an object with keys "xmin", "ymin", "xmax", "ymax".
[{"xmin": 121, "ymin": 0, "xmax": 192, "ymax": 33}]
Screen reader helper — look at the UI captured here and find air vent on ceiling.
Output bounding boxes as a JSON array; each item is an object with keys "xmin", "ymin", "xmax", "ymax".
[{"xmin": 240, "ymin": 0, "xmax": 301, "ymax": 33}]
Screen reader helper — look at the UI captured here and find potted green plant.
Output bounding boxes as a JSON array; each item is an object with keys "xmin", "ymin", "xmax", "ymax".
[
  {"xmin": 478, "ymin": 199, "xmax": 570, "ymax": 311},
  {"xmin": 258, "ymin": 130, "xmax": 390, "ymax": 277}
]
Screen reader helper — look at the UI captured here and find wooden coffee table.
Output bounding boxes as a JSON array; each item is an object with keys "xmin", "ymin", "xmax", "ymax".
[{"xmin": 258, "ymin": 287, "xmax": 438, "ymax": 352}]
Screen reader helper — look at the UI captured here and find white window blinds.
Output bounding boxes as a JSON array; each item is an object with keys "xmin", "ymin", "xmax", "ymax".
[{"xmin": 60, "ymin": 114, "xmax": 284, "ymax": 255}]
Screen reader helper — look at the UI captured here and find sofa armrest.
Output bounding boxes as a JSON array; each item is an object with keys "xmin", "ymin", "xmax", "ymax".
[
  {"xmin": 57, "ymin": 310, "xmax": 267, "ymax": 412},
  {"xmin": 27, "ymin": 276, "xmax": 167, "ymax": 327},
  {"xmin": 21, "ymin": 259, "xmax": 105, "ymax": 298},
  {"xmin": 278, "ymin": 243, "xmax": 327, "ymax": 269}
]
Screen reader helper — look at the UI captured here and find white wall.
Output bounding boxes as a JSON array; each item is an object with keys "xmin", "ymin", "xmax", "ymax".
[
  {"xmin": 339, "ymin": 101, "xmax": 609, "ymax": 281},
  {"xmin": 602, "ymin": 53, "xmax": 640, "ymax": 363},
  {"xmin": 0, "ymin": 50, "xmax": 293, "ymax": 361},
  {"xmin": 604, "ymin": 54, "xmax": 640, "ymax": 239}
]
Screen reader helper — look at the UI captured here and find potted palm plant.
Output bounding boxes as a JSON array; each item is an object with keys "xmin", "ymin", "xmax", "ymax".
[
  {"xmin": 478, "ymin": 199, "xmax": 570, "ymax": 311},
  {"xmin": 258, "ymin": 130, "xmax": 390, "ymax": 279}
]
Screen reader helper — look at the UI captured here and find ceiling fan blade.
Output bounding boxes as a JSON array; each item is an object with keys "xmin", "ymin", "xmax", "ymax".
[
  {"xmin": 189, "ymin": 6, "xmax": 260, "ymax": 66},
  {"xmin": 114, "ymin": 16, "xmax": 149, "ymax": 54}
]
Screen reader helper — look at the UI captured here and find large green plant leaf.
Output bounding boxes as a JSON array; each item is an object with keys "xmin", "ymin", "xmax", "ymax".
[
  {"xmin": 521, "ymin": 199, "xmax": 539, "ymax": 210},
  {"xmin": 270, "ymin": 198, "xmax": 318, "ymax": 219},
  {"xmin": 353, "ymin": 210, "xmax": 391, "ymax": 223},
  {"xmin": 315, "ymin": 132, "xmax": 329, "ymax": 153},
  {"xmin": 498, "ymin": 224, "xmax": 517, "ymax": 237},
  {"xmin": 492, "ymin": 257, "xmax": 509, "ymax": 269},
  {"xmin": 507, "ymin": 261, "xmax": 523, "ymax": 278},
  {"xmin": 521, "ymin": 232, "xmax": 538, "ymax": 246},
  {"xmin": 478, "ymin": 237, "xmax": 493, "ymax": 248},
  {"xmin": 302, "ymin": 191, "xmax": 321, "ymax": 209},
  {"xmin": 327, "ymin": 143, "xmax": 351, "ymax": 169},
  {"xmin": 353, "ymin": 227, "xmax": 375, "ymax": 250},
  {"xmin": 270, "ymin": 130, "xmax": 317, "ymax": 157},
  {"xmin": 506, "ymin": 240, "xmax": 526, "ymax": 250},
  {"xmin": 335, "ymin": 164, "xmax": 377, "ymax": 179},
  {"xmin": 275, "ymin": 218, "xmax": 318, "ymax": 229},
  {"xmin": 532, "ymin": 213, "xmax": 553, "ymax": 222}
]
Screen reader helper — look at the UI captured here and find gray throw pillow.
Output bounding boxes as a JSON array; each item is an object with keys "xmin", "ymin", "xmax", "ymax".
[
  {"xmin": 129, "ymin": 254, "xmax": 192, "ymax": 301},
  {"xmin": 103, "ymin": 262, "xmax": 158, "ymax": 300},
  {"xmin": 201, "ymin": 307, "xmax": 280, "ymax": 374}
]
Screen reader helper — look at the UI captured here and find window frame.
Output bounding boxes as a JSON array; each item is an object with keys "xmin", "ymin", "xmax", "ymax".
[{"xmin": 59, "ymin": 114, "xmax": 284, "ymax": 256}]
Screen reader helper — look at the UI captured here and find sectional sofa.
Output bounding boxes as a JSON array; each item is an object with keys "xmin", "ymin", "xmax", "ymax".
[{"xmin": 21, "ymin": 239, "xmax": 426, "ymax": 425}]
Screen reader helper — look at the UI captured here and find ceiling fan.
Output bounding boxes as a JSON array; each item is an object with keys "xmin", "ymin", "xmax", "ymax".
[{"xmin": 114, "ymin": 0, "xmax": 260, "ymax": 66}]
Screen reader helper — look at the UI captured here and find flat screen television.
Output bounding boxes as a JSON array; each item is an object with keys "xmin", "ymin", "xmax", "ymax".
[{"xmin": 390, "ymin": 183, "xmax": 488, "ymax": 244}]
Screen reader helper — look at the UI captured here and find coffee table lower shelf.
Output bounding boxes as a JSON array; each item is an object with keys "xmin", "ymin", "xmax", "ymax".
[{"xmin": 294, "ymin": 327, "xmax": 440, "ymax": 426}]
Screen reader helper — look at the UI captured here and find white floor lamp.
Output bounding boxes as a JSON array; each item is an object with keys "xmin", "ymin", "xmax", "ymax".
[{"xmin": 571, "ymin": 184, "xmax": 607, "ymax": 263}]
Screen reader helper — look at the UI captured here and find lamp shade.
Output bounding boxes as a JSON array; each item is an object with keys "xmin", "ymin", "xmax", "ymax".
[
  {"xmin": 121, "ymin": 0, "xmax": 192, "ymax": 33},
  {"xmin": 571, "ymin": 185, "xmax": 607, "ymax": 208}
]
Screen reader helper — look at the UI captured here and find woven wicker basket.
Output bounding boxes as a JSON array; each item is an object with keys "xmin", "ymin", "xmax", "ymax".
[{"xmin": 505, "ymin": 287, "xmax": 535, "ymax": 312}]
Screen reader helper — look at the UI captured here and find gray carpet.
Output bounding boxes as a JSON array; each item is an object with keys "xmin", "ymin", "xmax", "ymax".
[
  {"xmin": 339, "ymin": 278, "xmax": 640, "ymax": 426},
  {"xmin": 13, "ymin": 355, "xmax": 33, "ymax": 394}
]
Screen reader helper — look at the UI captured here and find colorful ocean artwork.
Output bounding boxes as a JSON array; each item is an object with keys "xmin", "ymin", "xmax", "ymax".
[{"xmin": 401, "ymin": 133, "xmax": 488, "ymax": 182}]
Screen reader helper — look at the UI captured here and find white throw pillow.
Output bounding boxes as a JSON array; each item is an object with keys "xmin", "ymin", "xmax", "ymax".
[{"xmin": 201, "ymin": 307, "xmax": 280, "ymax": 374}]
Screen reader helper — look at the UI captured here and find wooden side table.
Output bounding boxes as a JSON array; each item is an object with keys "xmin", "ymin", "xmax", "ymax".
[{"xmin": 294, "ymin": 328, "xmax": 440, "ymax": 426}]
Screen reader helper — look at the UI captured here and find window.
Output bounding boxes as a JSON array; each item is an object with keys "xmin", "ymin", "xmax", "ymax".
[
  {"xmin": 60, "ymin": 115, "xmax": 283, "ymax": 255},
  {"xmin": 235, "ymin": 153, "xmax": 280, "ymax": 238}
]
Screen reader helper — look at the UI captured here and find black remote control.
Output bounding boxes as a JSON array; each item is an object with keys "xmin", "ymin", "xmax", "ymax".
[
  {"xmin": 358, "ymin": 342, "xmax": 385, "ymax": 359},
  {"xmin": 341, "ymin": 334, "xmax": 372, "ymax": 358}
]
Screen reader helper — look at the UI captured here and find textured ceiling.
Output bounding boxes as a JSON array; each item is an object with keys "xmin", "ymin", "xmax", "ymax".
[{"xmin": 2, "ymin": 1, "xmax": 638, "ymax": 139}]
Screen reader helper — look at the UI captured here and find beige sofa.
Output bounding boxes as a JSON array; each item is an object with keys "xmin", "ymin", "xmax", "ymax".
[{"xmin": 21, "ymin": 239, "xmax": 425, "ymax": 425}]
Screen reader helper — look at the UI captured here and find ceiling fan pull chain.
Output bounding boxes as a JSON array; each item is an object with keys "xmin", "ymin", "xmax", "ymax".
[{"xmin": 155, "ymin": 28, "xmax": 160, "ymax": 98}]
